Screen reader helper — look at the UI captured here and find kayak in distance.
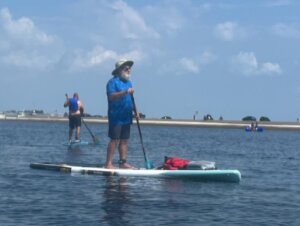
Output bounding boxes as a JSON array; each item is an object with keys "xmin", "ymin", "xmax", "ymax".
[
  {"xmin": 29, "ymin": 162, "xmax": 241, "ymax": 183},
  {"xmin": 245, "ymin": 126, "xmax": 264, "ymax": 132}
]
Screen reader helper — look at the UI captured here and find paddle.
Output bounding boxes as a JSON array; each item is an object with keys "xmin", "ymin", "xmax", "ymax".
[
  {"xmin": 81, "ymin": 118, "xmax": 100, "ymax": 144},
  {"xmin": 131, "ymin": 94, "xmax": 154, "ymax": 169}
]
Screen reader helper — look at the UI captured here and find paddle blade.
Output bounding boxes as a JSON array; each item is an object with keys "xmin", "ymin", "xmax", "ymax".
[
  {"xmin": 145, "ymin": 159, "xmax": 155, "ymax": 169},
  {"xmin": 92, "ymin": 136, "xmax": 100, "ymax": 144}
]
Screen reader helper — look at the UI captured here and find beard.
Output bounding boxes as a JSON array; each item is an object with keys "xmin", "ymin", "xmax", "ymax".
[{"xmin": 120, "ymin": 72, "xmax": 130, "ymax": 81}]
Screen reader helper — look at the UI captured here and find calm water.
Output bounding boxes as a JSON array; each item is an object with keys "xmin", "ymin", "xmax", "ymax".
[{"xmin": 0, "ymin": 120, "xmax": 299, "ymax": 226}]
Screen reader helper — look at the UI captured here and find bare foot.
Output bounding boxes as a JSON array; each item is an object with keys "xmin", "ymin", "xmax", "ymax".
[
  {"xmin": 104, "ymin": 164, "xmax": 116, "ymax": 169},
  {"xmin": 119, "ymin": 162, "xmax": 136, "ymax": 169}
]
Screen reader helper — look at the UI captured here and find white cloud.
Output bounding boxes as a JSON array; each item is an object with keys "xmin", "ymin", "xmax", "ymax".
[
  {"xmin": 233, "ymin": 52, "xmax": 258, "ymax": 74},
  {"xmin": 178, "ymin": 51, "xmax": 216, "ymax": 74},
  {"xmin": 110, "ymin": 0, "xmax": 160, "ymax": 40},
  {"xmin": 0, "ymin": 8, "xmax": 54, "ymax": 44},
  {"xmin": 199, "ymin": 51, "xmax": 217, "ymax": 64},
  {"xmin": 143, "ymin": 5, "xmax": 186, "ymax": 36},
  {"xmin": 3, "ymin": 51, "xmax": 53, "ymax": 69},
  {"xmin": 232, "ymin": 52, "xmax": 282, "ymax": 76},
  {"xmin": 70, "ymin": 45, "xmax": 143, "ymax": 71},
  {"xmin": 201, "ymin": 3, "xmax": 212, "ymax": 11},
  {"xmin": 71, "ymin": 46, "xmax": 117, "ymax": 69},
  {"xmin": 214, "ymin": 21, "xmax": 245, "ymax": 41},
  {"xmin": 0, "ymin": 8, "xmax": 63, "ymax": 69},
  {"xmin": 261, "ymin": 62, "xmax": 282, "ymax": 74},
  {"xmin": 271, "ymin": 23, "xmax": 300, "ymax": 38},
  {"xmin": 180, "ymin": 58, "xmax": 199, "ymax": 73},
  {"xmin": 214, "ymin": 22, "xmax": 235, "ymax": 41}
]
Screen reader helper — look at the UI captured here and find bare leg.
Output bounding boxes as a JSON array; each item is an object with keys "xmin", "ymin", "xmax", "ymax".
[
  {"xmin": 119, "ymin": 139, "xmax": 128, "ymax": 161},
  {"xmin": 75, "ymin": 126, "xmax": 80, "ymax": 140},
  {"xmin": 119, "ymin": 139, "xmax": 135, "ymax": 169},
  {"xmin": 68, "ymin": 128, "xmax": 73, "ymax": 142},
  {"xmin": 105, "ymin": 139, "xmax": 119, "ymax": 168}
]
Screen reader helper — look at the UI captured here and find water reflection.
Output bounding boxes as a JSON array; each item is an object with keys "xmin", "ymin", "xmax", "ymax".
[
  {"xmin": 67, "ymin": 146, "xmax": 81, "ymax": 153},
  {"xmin": 101, "ymin": 176, "xmax": 130, "ymax": 225},
  {"xmin": 63, "ymin": 146, "xmax": 82, "ymax": 164}
]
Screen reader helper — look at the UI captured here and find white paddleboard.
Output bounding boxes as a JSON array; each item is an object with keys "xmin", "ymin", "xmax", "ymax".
[
  {"xmin": 63, "ymin": 140, "xmax": 99, "ymax": 147},
  {"xmin": 30, "ymin": 162, "xmax": 241, "ymax": 183}
]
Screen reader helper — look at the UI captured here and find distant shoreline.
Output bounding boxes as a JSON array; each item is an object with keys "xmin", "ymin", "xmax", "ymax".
[{"xmin": 1, "ymin": 115, "xmax": 300, "ymax": 130}]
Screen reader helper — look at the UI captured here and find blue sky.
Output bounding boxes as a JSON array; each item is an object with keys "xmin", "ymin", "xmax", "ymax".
[{"xmin": 1, "ymin": 0, "xmax": 300, "ymax": 121}]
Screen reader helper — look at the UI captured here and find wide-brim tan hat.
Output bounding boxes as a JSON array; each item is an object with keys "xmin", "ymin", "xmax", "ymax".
[{"xmin": 112, "ymin": 59, "xmax": 134, "ymax": 75}]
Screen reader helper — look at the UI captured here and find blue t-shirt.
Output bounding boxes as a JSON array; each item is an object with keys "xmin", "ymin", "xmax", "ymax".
[{"xmin": 106, "ymin": 76, "xmax": 133, "ymax": 125}]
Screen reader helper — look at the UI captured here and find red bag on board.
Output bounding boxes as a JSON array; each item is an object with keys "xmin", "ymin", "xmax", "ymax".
[{"xmin": 163, "ymin": 156, "xmax": 189, "ymax": 170}]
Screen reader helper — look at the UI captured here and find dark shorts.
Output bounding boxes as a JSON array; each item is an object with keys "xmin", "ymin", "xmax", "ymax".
[
  {"xmin": 69, "ymin": 115, "xmax": 81, "ymax": 129},
  {"xmin": 108, "ymin": 124, "xmax": 131, "ymax": 140}
]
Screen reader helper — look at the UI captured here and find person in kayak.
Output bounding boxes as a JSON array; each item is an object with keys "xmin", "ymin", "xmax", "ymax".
[
  {"xmin": 105, "ymin": 59, "xmax": 137, "ymax": 169},
  {"xmin": 64, "ymin": 92, "xmax": 84, "ymax": 143}
]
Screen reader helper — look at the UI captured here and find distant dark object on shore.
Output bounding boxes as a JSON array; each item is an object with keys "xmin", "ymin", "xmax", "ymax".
[
  {"xmin": 259, "ymin": 116, "xmax": 271, "ymax": 122},
  {"xmin": 93, "ymin": 115, "xmax": 105, "ymax": 118},
  {"xmin": 203, "ymin": 114, "xmax": 213, "ymax": 120},
  {"xmin": 139, "ymin": 113, "xmax": 146, "ymax": 119},
  {"xmin": 82, "ymin": 113, "xmax": 92, "ymax": 117},
  {"xmin": 161, "ymin": 116, "xmax": 172, "ymax": 120},
  {"xmin": 242, "ymin": 116, "xmax": 256, "ymax": 121},
  {"xmin": 63, "ymin": 112, "xmax": 105, "ymax": 118},
  {"xmin": 242, "ymin": 115, "xmax": 271, "ymax": 122}
]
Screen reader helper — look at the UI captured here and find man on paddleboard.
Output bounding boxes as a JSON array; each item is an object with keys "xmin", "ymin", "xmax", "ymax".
[
  {"xmin": 105, "ymin": 59, "xmax": 137, "ymax": 169},
  {"xmin": 64, "ymin": 92, "xmax": 84, "ymax": 143}
]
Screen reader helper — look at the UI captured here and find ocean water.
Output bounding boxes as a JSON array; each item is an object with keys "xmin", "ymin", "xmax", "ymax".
[{"xmin": 0, "ymin": 120, "xmax": 299, "ymax": 226}]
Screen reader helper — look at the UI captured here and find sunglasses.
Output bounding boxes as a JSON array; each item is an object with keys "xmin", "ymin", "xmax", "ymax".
[{"xmin": 122, "ymin": 66, "xmax": 131, "ymax": 72}]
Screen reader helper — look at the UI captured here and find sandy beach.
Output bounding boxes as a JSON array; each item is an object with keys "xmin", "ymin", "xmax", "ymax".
[{"xmin": 1, "ymin": 115, "xmax": 300, "ymax": 130}]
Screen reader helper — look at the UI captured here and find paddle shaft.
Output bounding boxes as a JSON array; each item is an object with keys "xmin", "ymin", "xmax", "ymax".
[
  {"xmin": 131, "ymin": 95, "xmax": 148, "ymax": 162},
  {"xmin": 81, "ymin": 118, "xmax": 97, "ymax": 142}
]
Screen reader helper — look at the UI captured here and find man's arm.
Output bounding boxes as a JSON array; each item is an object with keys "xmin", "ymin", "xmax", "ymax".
[
  {"xmin": 64, "ymin": 94, "xmax": 69, "ymax": 107},
  {"xmin": 108, "ymin": 88, "xmax": 134, "ymax": 101},
  {"xmin": 78, "ymin": 101, "xmax": 84, "ymax": 116}
]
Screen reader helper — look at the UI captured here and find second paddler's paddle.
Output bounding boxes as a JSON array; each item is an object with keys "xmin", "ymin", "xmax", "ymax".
[
  {"xmin": 131, "ymin": 94, "xmax": 154, "ymax": 169},
  {"xmin": 81, "ymin": 118, "xmax": 100, "ymax": 144}
]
